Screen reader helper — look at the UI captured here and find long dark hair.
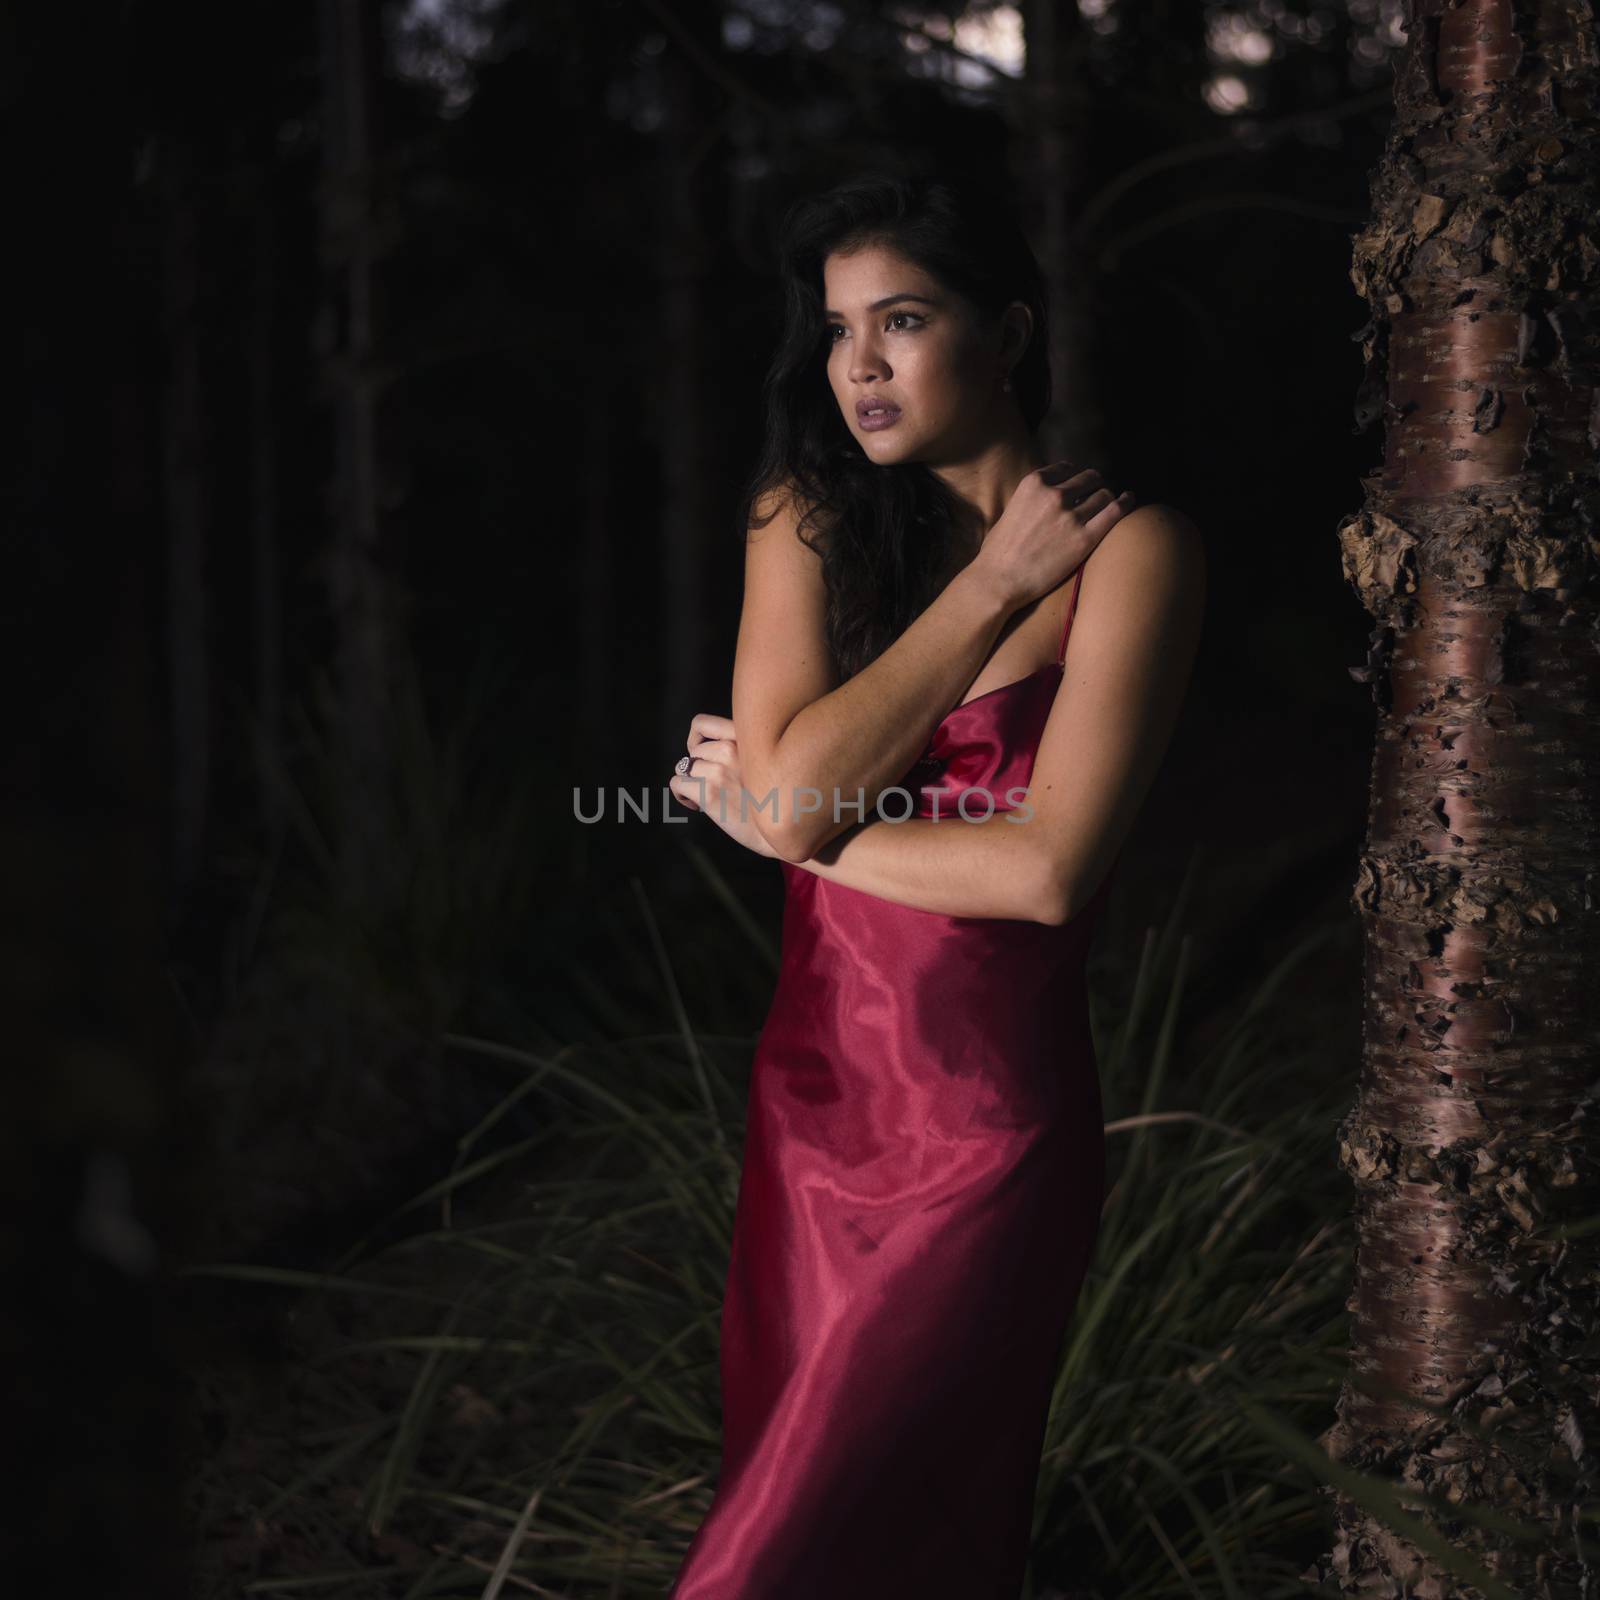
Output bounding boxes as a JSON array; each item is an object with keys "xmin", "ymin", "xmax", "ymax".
[{"xmin": 738, "ymin": 171, "xmax": 1052, "ymax": 683}]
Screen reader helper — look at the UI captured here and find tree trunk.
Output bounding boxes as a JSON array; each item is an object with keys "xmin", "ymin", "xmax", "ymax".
[
  {"xmin": 250, "ymin": 175, "xmax": 286, "ymax": 837},
  {"xmin": 656, "ymin": 6, "xmax": 722, "ymax": 770},
  {"xmin": 7, "ymin": 5, "xmax": 200, "ymax": 1586},
  {"xmin": 1018, "ymin": 0, "xmax": 1102, "ymax": 469},
  {"xmin": 319, "ymin": 0, "xmax": 390, "ymax": 890},
  {"xmin": 249, "ymin": 178, "xmax": 288, "ymax": 838},
  {"xmin": 1317, "ymin": 2, "xmax": 1600, "ymax": 1592},
  {"xmin": 162, "ymin": 137, "xmax": 210, "ymax": 905},
  {"xmin": 573, "ymin": 7, "xmax": 619, "ymax": 791}
]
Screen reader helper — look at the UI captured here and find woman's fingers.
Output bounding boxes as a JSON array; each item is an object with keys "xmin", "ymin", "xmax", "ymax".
[
  {"xmin": 1063, "ymin": 484, "xmax": 1116, "ymax": 521},
  {"xmin": 1083, "ymin": 489, "xmax": 1137, "ymax": 536},
  {"xmin": 673, "ymin": 730, "xmax": 739, "ymax": 816},
  {"xmin": 689, "ymin": 711, "xmax": 735, "ymax": 745},
  {"xmin": 680, "ymin": 714, "xmax": 737, "ymax": 806},
  {"xmin": 684, "ymin": 737, "xmax": 735, "ymax": 767}
]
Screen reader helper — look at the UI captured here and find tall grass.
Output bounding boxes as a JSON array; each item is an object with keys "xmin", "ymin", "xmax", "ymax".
[
  {"xmin": 1030, "ymin": 864, "xmax": 1355, "ymax": 1598},
  {"xmin": 185, "ymin": 823, "xmax": 1411, "ymax": 1599}
]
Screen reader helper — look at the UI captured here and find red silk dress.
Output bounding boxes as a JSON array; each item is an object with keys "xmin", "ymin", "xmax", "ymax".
[{"xmin": 670, "ymin": 565, "xmax": 1112, "ymax": 1598}]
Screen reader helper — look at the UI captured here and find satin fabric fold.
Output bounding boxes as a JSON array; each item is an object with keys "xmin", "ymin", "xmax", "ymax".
[{"xmin": 670, "ymin": 642, "xmax": 1113, "ymax": 1599}]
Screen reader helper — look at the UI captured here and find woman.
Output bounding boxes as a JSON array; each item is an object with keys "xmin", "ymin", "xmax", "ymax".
[{"xmin": 666, "ymin": 171, "xmax": 1204, "ymax": 1597}]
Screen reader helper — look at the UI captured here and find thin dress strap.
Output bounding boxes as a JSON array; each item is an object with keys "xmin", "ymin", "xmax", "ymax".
[{"xmin": 1056, "ymin": 565, "xmax": 1085, "ymax": 667}]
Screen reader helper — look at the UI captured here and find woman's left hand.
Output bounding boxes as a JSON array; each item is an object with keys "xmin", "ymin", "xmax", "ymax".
[{"xmin": 669, "ymin": 713, "xmax": 780, "ymax": 859}]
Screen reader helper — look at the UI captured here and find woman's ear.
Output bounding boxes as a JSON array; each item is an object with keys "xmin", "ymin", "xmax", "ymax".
[{"xmin": 999, "ymin": 300, "xmax": 1033, "ymax": 370}]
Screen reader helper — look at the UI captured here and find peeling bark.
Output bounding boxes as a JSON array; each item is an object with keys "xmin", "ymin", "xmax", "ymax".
[{"xmin": 1309, "ymin": 4, "xmax": 1600, "ymax": 1595}]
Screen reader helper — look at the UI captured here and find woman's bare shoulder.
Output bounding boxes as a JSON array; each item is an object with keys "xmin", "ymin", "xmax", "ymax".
[
  {"xmin": 1100, "ymin": 499, "xmax": 1201, "ymax": 550},
  {"xmin": 1087, "ymin": 501, "xmax": 1205, "ymax": 591}
]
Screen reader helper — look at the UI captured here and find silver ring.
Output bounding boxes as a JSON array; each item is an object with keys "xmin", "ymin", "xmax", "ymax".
[{"xmin": 675, "ymin": 755, "xmax": 691, "ymax": 775}]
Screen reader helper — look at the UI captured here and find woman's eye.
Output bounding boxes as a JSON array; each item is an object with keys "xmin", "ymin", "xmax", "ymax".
[{"xmin": 825, "ymin": 312, "xmax": 924, "ymax": 344}]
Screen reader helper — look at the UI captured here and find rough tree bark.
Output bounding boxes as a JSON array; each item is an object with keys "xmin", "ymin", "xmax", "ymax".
[{"xmin": 1315, "ymin": 2, "xmax": 1600, "ymax": 1593}]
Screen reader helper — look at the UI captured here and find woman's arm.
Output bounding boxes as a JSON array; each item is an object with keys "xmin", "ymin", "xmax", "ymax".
[
  {"xmin": 731, "ymin": 484, "xmax": 1020, "ymax": 864},
  {"xmin": 731, "ymin": 472, "xmax": 1131, "ymax": 864},
  {"xmin": 788, "ymin": 504, "xmax": 1206, "ymax": 922},
  {"xmin": 795, "ymin": 808, "xmax": 1058, "ymax": 921}
]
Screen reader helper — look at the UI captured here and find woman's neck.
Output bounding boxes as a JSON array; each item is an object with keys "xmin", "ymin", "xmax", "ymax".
[
  {"xmin": 928, "ymin": 426, "xmax": 1048, "ymax": 587},
  {"xmin": 933, "ymin": 428, "xmax": 1049, "ymax": 536}
]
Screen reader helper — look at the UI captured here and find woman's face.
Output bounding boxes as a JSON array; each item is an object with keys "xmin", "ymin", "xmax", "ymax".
[{"xmin": 821, "ymin": 242, "xmax": 1005, "ymax": 465}]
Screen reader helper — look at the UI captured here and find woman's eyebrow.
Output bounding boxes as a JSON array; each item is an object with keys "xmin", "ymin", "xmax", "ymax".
[{"xmin": 822, "ymin": 292, "xmax": 939, "ymax": 318}]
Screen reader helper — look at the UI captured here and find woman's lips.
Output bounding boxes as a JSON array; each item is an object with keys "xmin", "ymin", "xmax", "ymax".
[{"xmin": 857, "ymin": 403, "xmax": 901, "ymax": 432}]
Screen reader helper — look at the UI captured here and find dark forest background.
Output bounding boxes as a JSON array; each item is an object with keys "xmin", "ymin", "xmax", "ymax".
[{"xmin": 13, "ymin": 0, "xmax": 1415, "ymax": 1592}]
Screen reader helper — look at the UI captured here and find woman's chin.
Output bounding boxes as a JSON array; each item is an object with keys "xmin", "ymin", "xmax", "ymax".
[{"xmin": 859, "ymin": 428, "xmax": 915, "ymax": 460}]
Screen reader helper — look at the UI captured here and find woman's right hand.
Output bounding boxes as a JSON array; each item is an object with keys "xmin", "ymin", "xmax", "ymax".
[{"xmin": 972, "ymin": 463, "xmax": 1137, "ymax": 611}]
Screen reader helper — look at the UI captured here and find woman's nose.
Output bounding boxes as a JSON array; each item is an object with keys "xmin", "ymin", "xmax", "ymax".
[{"xmin": 849, "ymin": 347, "xmax": 888, "ymax": 383}]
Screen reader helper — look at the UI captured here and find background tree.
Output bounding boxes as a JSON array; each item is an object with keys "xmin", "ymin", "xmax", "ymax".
[
  {"xmin": 320, "ymin": 0, "xmax": 394, "ymax": 893},
  {"xmin": 5, "ymin": 4, "xmax": 205, "ymax": 1590},
  {"xmin": 656, "ymin": 2, "xmax": 728, "ymax": 758}
]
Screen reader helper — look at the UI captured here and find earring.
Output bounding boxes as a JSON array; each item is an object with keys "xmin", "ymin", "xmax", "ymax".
[{"xmin": 1001, "ymin": 375, "xmax": 1013, "ymax": 393}]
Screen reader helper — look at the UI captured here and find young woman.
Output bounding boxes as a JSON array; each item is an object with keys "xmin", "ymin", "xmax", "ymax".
[{"xmin": 666, "ymin": 171, "xmax": 1204, "ymax": 1597}]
